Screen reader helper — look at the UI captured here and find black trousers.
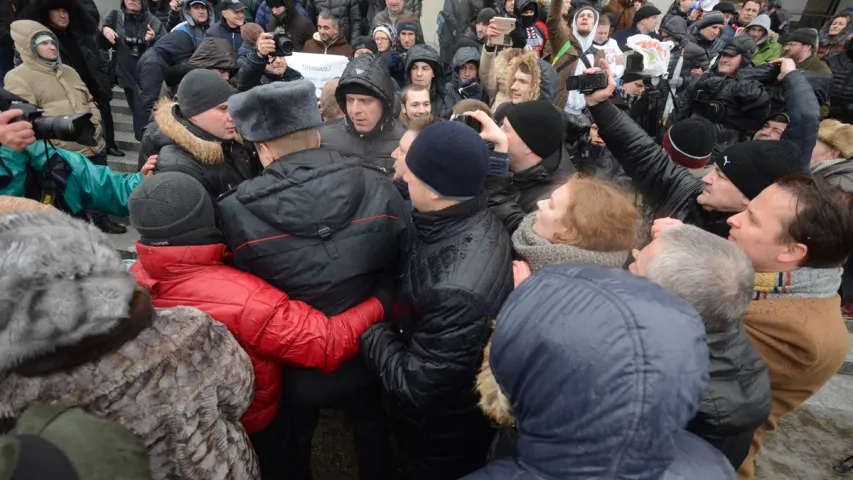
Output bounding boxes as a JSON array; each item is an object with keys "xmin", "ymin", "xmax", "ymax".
[
  {"xmin": 249, "ymin": 406, "xmax": 294, "ymax": 480},
  {"xmin": 124, "ymin": 87, "xmax": 147, "ymax": 141},
  {"xmin": 96, "ymin": 98, "xmax": 117, "ymax": 149},
  {"xmin": 282, "ymin": 356, "xmax": 391, "ymax": 480}
]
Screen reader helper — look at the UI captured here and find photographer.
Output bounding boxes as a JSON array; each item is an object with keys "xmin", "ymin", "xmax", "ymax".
[
  {"xmin": 235, "ymin": 31, "xmax": 304, "ymax": 91},
  {"xmin": 0, "ymin": 101, "xmax": 157, "ymax": 217},
  {"xmin": 100, "ymin": 0, "xmax": 167, "ymax": 141}
]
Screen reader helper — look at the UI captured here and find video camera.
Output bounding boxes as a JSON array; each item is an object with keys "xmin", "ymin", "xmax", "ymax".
[
  {"xmin": 0, "ymin": 90, "xmax": 97, "ymax": 147},
  {"xmin": 270, "ymin": 27, "xmax": 294, "ymax": 57}
]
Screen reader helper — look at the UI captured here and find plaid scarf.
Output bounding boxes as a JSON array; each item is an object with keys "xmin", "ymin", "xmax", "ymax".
[{"xmin": 753, "ymin": 267, "xmax": 842, "ymax": 300}]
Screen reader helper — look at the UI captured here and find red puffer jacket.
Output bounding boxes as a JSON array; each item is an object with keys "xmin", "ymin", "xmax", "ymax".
[{"xmin": 130, "ymin": 242, "xmax": 385, "ymax": 434}]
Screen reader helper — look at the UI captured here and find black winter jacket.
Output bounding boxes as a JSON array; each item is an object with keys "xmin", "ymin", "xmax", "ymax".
[
  {"xmin": 687, "ymin": 21, "xmax": 726, "ymax": 66},
  {"xmin": 676, "ymin": 66, "xmax": 770, "ymax": 133},
  {"xmin": 660, "ymin": 14, "xmax": 707, "ymax": 77},
  {"xmin": 216, "ymin": 148, "xmax": 412, "ymax": 316},
  {"xmin": 406, "ymin": 44, "xmax": 455, "ymax": 119},
  {"xmin": 99, "ymin": 4, "xmax": 167, "ymax": 89},
  {"xmin": 137, "ymin": 2, "xmax": 215, "ymax": 119},
  {"xmin": 687, "ymin": 324, "xmax": 771, "ymax": 469},
  {"xmin": 825, "ymin": 48, "xmax": 853, "ymax": 123},
  {"xmin": 205, "ymin": 18, "xmax": 243, "ymax": 53},
  {"xmin": 147, "ymin": 0, "xmax": 173, "ymax": 27},
  {"xmin": 361, "ymin": 194, "xmax": 513, "ymax": 479},
  {"xmin": 235, "ymin": 50, "xmax": 304, "ymax": 91},
  {"xmin": 140, "ymin": 100, "xmax": 254, "ymax": 198},
  {"xmin": 320, "ymin": 53, "xmax": 405, "ymax": 172},
  {"xmin": 486, "ymin": 144, "xmax": 576, "ymax": 233},
  {"xmin": 590, "ymin": 100, "xmax": 732, "ymax": 237},
  {"xmin": 305, "ymin": 0, "xmax": 363, "ymax": 43},
  {"xmin": 0, "ymin": 0, "xmax": 23, "ymax": 49}
]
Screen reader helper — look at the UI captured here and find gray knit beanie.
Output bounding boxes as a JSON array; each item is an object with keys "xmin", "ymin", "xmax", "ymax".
[
  {"xmin": 697, "ymin": 11, "xmax": 725, "ymax": 29},
  {"xmin": 177, "ymin": 69, "xmax": 234, "ymax": 118},
  {"xmin": 129, "ymin": 172, "xmax": 216, "ymax": 245}
]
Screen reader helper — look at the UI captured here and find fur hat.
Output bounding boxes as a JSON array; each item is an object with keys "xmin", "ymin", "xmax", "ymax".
[
  {"xmin": 0, "ymin": 211, "xmax": 136, "ymax": 372},
  {"xmin": 229, "ymin": 79, "xmax": 322, "ymax": 142},
  {"xmin": 818, "ymin": 119, "xmax": 853, "ymax": 159}
]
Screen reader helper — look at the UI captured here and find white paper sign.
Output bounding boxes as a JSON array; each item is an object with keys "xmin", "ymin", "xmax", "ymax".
[{"xmin": 287, "ymin": 52, "xmax": 349, "ymax": 97}]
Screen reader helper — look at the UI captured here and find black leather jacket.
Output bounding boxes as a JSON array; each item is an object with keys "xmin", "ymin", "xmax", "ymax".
[
  {"xmin": 687, "ymin": 324, "xmax": 771, "ymax": 469},
  {"xmin": 216, "ymin": 148, "xmax": 412, "ymax": 316},
  {"xmin": 825, "ymin": 48, "xmax": 853, "ymax": 123},
  {"xmin": 360, "ymin": 194, "xmax": 513, "ymax": 478},
  {"xmin": 486, "ymin": 144, "xmax": 576, "ymax": 233},
  {"xmin": 589, "ymin": 100, "xmax": 732, "ymax": 237}
]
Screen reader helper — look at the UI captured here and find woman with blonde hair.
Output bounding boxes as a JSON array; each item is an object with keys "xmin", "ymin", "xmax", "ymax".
[{"xmin": 512, "ymin": 174, "xmax": 638, "ymax": 285}]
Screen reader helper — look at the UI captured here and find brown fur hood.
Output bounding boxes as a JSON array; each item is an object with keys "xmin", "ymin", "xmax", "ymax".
[
  {"xmin": 476, "ymin": 336, "xmax": 515, "ymax": 426},
  {"xmin": 504, "ymin": 51, "xmax": 541, "ymax": 101},
  {"xmin": 153, "ymin": 98, "xmax": 243, "ymax": 166}
]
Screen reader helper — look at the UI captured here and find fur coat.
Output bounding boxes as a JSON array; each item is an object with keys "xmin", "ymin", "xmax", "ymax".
[{"xmin": 0, "ymin": 211, "xmax": 259, "ymax": 480}]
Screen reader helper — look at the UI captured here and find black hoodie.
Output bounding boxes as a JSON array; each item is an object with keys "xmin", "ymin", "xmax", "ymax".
[{"xmin": 99, "ymin": 0, "xmax": 168, "ymax": 89}]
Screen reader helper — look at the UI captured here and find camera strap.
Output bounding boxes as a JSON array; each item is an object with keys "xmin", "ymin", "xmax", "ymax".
[{"xmin": 554, "ymin": 45, "xmax": 595, "ymax": 74}]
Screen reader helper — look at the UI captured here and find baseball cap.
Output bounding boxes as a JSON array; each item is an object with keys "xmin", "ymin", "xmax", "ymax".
[
  {"xmin": 223, "ymin": 0, "xmax": 246, "ymax": 10},
  {"xmin": 720, "ymin": 35, "xmax": 757, "ymax": 59}
]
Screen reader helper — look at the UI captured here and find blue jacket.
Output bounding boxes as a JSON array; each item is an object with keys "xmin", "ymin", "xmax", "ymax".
[
  {"xmin": 205, "ymin": 19, "xmax": 244, "ymax": 53},
  {"xmin": 464, "ymin": 264, "xmax": 738, "ymax": 480},
  {"xmin": 0, "ymin": 142, "xmax": 142, "ymax": 216}
]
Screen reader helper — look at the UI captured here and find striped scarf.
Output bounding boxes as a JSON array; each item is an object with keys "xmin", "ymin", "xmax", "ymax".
[{"xmin": 753, "ymin": 267, "xmax": 842, "ymax": 300}]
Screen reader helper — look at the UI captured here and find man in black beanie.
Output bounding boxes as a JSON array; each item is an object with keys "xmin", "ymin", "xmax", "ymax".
[
  {"xmin": 218, "ymin": 78, "xmax": 412, "ymax": 480},
  {"xmin": 584, "ymin": 60, "xmax": 806, "ymax": 238},
  {"xmin": 613, "ymin": 4, "xmax": 662, "ymax": 50},
  {"xmin": 361, "ymin": 121, "xmax": 513, "ymax": 480},
  {"xmin": 475, "ymin": 100, "xmax": 576, "ymax": 233},
  {"xmin": 138, "ymin": 68, "xmax": 256, "ymax": 199},
  {"xmin": 783, "ymin": 27, "xmax": 832, "ymax": 76},
  {"xmin": 319, "ymin": 53, "xmax": 406, "ymax": 172}
]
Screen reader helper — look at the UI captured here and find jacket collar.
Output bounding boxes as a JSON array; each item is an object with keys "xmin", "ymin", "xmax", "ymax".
[
  {"xmin": 411, "ymin": 194, "xmax": 488, "ymax": 241},
  {"xmin": 154, "ymin": 99, "xmax": 229, "ymax": 165},
  {"xmin": 513, "ymin": 144, "xmax": 567, "ymax": 183},
  {"xmin": 135, "ymin": 243, "xmax": 227, "ymax": 282},
  {"xmin": 12, "ymin": 287, "xmax": 156, "ymax": 377}
]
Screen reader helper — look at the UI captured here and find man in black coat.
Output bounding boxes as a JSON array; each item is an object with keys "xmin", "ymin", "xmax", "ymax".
[
  {"xmin": 826, "ymin": 38, "xmax": 853, "ymax": 123},
  {"xmin": 218, "ymin": 79, "xmax": 412, "ymax": 480},
  {"xmin": 361, "ymin": 121, "xmax": 513, "ymax": 480},
  {"xmin": 585, "ymin": 60, "xmax": 807, "ymax": 238},
  {"xmin": 137, "ymin": 0, "xmax": 214, "ymax": 120},
  {"xmin": 319, "ymin": 53, "xmax": 405, "ymax": 173},
  {"xmin": 99, "ymin": 0, "xmax": 167, "ymax": 141},
  {"xmin": 479, "ymin": 100, "xmax": 576, "ymax": 234},
  {"xmin": 140, "ymin": 69, "xmax": 255, "ymax": 199},
  {"xmin": 235, "ymin": 31, "xmax": 303, "ymax": 91}
]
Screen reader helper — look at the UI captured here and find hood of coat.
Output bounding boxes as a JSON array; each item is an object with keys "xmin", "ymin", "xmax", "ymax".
[
  {"xmin": 0, "ymin": 212, "xmax": 137, "ymax": 373},
  {"xmin": 479, "ymin": 264, "xmax": 710, "ymax": 479},
  {"xmin": 181, "ymin": 0, "xmax": 215, "ymax": 28},
  {"xmin": 335, "ymin": 53, "xmax": 397, "ymax": 132},
  {"xmin": 745, "ymin": 14, "xmax": 772, "ymax": 45},
  {"xmin": 405, "ymin": 44, "xmax": 446, "ymax": 94},
  {"xmin": 154, "ymin": 99, "xmax": 227, "ymax": 165},
  {"xmin": 133, "ymin": 242, "xmax": 227, "ymax": 284},
  {"xmin": 820, "ymin": 12, "xmax": 853, "ymax": 48},
  {"xmin": 233, "ymin": 149, "xmax": 367, "ymax": 237},
  {"xmin": 121, "ymin": 0, "xmax": 151, "ymax": 14},
  {"xmin": 451, "ymin": 46, "xmax": 480, "ymax": 73},
  {"xmin": 187, "ymin": 37, "xmax": 239, "ymax": 71},
  {"xmin": 660, "ymin": 13, "xmax": 689, "ymax": 43},
  {"xmin": 11, "ymin": 20, "xmax": 61, "ymax": 71},
  {"xmin": 18, "ymin": 0, "xmax": 97, "ymax": 35}
]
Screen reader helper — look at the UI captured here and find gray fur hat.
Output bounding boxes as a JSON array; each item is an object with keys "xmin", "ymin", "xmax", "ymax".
[
  {"xmin": 228, "ymin": 80, "xmax": 322, "ymax": 142},
  {"xmin": 0, "ymin": 212, "xmax": 135, "ymax": 372}
]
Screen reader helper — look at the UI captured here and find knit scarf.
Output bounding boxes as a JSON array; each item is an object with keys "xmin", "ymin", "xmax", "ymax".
[
  {"xmin": 753, "ymin": 267, "xmax": 842, "ymax": 300},
  {"xmin": 511, "ymin": 212, "xmax": 630, "ymax": 271}
]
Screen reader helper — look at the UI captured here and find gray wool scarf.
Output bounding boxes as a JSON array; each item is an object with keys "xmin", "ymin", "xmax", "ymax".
[{"xmin": 511, "ymin": 212, "xmax": 630, "ymax": 271}]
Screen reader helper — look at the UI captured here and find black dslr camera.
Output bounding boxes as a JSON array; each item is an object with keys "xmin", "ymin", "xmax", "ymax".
[
  {"xmin": 9, "ymin": 101, "xmax": 97, "ymax": 146},
  {"xmin": 271, "ymin": 27, "xmax": 294, "ymax": 57},
  {"xmin": 125, "ymin": 36, "xmax": 145, "ymax": 58}
]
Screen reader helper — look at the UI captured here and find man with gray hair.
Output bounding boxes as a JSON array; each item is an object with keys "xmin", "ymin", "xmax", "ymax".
[
  {"xmin": 630, "ymin": 223, "xmax": 771, "ymax": 471},
  {"xmin": 303, "ymin": 10, "xmax": 354, "ymax": 56}
]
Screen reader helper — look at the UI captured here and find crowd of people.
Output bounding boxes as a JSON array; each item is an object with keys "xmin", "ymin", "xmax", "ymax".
[{"xmin": 0, "ymin": 0, "xmax": 852, "ymax": 478}]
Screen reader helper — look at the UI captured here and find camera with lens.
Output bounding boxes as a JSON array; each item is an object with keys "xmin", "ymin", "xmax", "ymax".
[
  {"xmin": 8, "ymin": 101, "xmax": 97, "ymax": 147},
  {"xmin": 271, "ymin": 27, "xmax": 293, "ymax": 57},
  {"xmin": 125, "ymin": 36, "xmax": 145, "ymax": 58}
]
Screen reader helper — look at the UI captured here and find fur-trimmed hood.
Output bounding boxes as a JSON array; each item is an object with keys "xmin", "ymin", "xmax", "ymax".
[
  {"xmin": 820, "ymin": 12, "xmax": 853, "ymax": 48},
  {"xmin": 153, "ymin": 98, "xmax": 229, "ymax": 165},
  {"xmin": 472, "ymin": 264, "xmax": 733, "ymax": 479},
  {"xmin": 17, "ymin": 0, "xmax": 97, "ymax": 35},
  {"xmin": 504, "ymin": 51, "xmax": 540, "ymax": 101},
  {"xmin": 818, "ymin": 118, "xmax": 853, "ymax": 159},
  {"xmin": 0, "ymin": 212, "xmax": 137, "ymax": 373}
]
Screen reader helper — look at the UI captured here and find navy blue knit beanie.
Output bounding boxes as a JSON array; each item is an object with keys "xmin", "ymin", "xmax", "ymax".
[{"xmin": 406, "ymin": 122, "xmax": 489, "ymax": 200}]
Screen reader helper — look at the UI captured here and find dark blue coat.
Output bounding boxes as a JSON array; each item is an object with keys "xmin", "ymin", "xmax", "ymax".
[{"xmin": 463, "ymin": 264, "xmax": 737, "ymax": 480}]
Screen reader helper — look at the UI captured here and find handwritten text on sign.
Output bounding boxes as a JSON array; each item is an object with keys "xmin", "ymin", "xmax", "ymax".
[{"xmin": 287, "ymin": 52, "xmax": 349, "ymax": 97}]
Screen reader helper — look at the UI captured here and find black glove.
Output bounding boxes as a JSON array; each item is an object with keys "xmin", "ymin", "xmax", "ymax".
[{"xmin": 372, "ymin": 275, "xmax": 396, "ymax": 319}]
